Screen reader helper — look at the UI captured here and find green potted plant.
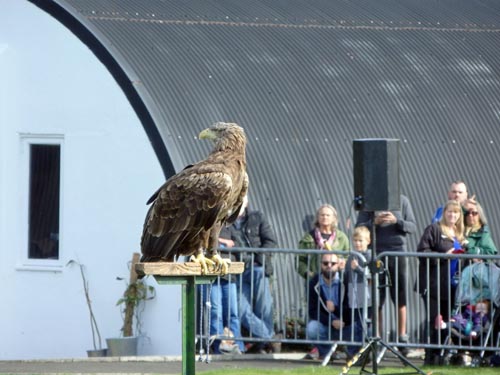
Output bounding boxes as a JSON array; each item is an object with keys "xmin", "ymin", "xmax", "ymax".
[
  {"xmin": 106, "ymin": 253, "xmax": 155, "ymax": 356},
  {"xmin": 67, "ymin": 259, "xmax": 107, "ymax": 357}
]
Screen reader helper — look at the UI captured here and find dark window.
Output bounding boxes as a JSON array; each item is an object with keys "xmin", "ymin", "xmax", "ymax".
[{"xmin": 28, "ymin": 144, "xmax": 60, "ymax": 259}]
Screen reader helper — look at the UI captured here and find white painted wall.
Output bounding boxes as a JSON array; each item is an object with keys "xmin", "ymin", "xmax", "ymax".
[{"xmin": 0, "ymin": 1, "xmax": 182, "ymax": 359}]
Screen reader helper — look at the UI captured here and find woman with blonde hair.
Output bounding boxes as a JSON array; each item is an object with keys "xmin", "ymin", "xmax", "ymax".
[
  {"xmin": 463, "ymin": 199, "xmax": 497, "ymax": 256},
  {"xmin": 416, "ymin": 200, "xmax": 467, "ymax": 365},
  {"xmin": 297, "ymin": 204, "xmax": 349, "ymax": 279}
]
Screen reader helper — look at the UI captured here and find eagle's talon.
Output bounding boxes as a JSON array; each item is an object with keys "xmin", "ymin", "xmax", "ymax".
[
  {"xmin": 214, "ymin": 255, "xmax": 230, "ymax": 275},
  {"xmin": 190, "ymin": 253, "xmax": 230, "ymax": 275},
  {"xmin": 190, "ymin": 254, "xmax": 209, "ymax": 274}
]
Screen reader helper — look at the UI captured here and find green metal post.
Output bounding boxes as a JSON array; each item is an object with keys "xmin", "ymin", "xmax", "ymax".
[
  {"xmin": 155, "ymin": 275, "xmax": 215, "ymax": 375},
  {"xmin": 182, "ymin": 277, "xmax": 196, "ymax": 375}
]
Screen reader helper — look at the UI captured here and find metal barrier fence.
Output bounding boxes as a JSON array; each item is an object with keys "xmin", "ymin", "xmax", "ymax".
[{"xmin": 195, "ymin": 248, "xmax": 500, "ymax": 364}]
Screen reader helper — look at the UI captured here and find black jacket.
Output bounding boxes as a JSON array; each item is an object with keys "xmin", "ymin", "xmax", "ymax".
[
  {"xmin": 416, "ymin": 223, "xmax": 456, "ymax": 299},
  {"xmin": 228, "ymin": 210, "xmax": 278, "ymax": 276},
  {"xmin": 356, "ymin": 194, "xmax": 417, "ymax": 252}
]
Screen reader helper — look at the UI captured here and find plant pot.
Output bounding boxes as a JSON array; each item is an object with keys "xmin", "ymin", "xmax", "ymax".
[
  {"xmin": 87, "ymin": 348, "xmax": 108, "ymax": 357},
  {"xmin": 106, "ymin": 336, "xmax": 138, "ymax": 356}
]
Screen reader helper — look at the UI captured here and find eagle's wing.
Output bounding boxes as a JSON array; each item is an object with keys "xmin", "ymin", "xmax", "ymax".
[{"xmin": 140, "ymin": 165, "xmax": 234, "ymax": 262}]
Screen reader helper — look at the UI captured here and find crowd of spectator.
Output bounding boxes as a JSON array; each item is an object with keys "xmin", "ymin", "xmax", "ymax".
[{"xmin": 198, "ymin": 180, "xmax": 499, "ymax": 366}]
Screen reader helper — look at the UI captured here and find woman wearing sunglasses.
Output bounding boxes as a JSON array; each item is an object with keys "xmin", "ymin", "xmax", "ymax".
[{"xmin": 463, "ymin": 200, "xmax": 497, "ymax": 257}]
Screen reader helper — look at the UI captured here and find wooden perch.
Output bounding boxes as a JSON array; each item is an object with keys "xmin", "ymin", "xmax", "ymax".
[
  {"xmin": 129, "ymin": 252, "xmax": 140, "ymax": 283},
  {"xmin": 122, "ymin": 252, "xmax": 141, "ymax": 337},
  {"xmin": 135, "ymin": 261, "xmax": 244, "ymax": 277}
]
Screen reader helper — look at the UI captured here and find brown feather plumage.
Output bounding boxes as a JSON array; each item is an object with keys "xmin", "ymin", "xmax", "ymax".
[{"xmin": 140, "ymin": 122, "xmax": 248, "ymax": 266}]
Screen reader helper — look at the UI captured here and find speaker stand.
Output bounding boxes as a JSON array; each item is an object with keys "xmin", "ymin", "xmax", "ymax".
[
  {"xmin": 339, "ymin": 219, "xmax": 426, "ymax": 375},
  {"xmin": 339, "ymin": 336, "xmax": 426, "ymax": 375}
]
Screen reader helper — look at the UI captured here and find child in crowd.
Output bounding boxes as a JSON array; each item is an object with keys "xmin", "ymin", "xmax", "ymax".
[
  {"xmin": 448, "ymin": 300, "xmax": 490, "ymax": 338},
  {"xmin": 344, "ymin": 226, "xmax": 372, "ymax": 357}
]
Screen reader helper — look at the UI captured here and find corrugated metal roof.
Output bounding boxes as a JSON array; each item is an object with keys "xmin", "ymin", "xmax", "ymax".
[
  {"xmin": 36, "ymin": 0, "xmax": 500, "ymax": 247},
  {"xmin": 30, "ymin": 0, "xmax": 500, "ymax": 339}
]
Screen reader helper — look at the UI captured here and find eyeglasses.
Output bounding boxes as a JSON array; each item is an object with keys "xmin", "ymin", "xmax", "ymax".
[
  {"xmin": 465, "ymin": 211, "xmax": 479, "ymax": 217},
  {"xmin": 322, "ymin": 261, "xmax": 337, "ymax": 266}
]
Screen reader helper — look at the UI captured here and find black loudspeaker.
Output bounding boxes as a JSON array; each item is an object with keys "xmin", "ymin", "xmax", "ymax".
[{"xmin": 353, "ymin": 139, "xmax": 400, "ymax": 211}]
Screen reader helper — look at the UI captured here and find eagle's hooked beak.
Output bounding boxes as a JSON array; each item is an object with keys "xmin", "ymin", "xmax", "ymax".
[{"xmin": 198, "ymin": 128, "xmax": 217, "ymax": 141}]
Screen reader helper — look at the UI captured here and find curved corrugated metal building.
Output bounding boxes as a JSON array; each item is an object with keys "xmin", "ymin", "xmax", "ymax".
[{"xmin": 31, "ymin": 0, "xmax": 500, "ymax": 338}]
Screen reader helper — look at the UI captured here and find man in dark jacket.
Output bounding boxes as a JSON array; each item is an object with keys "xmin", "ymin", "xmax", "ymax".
[
  {"xmin": 306, "ymin": 252, "xmax": 355, "ymax": 360},
  {"xmin": 228, "ymin": 195, "xmax": 279, "ymax": 353}
]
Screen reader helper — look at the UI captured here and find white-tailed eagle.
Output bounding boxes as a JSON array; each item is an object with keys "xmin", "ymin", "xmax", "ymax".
[{"xmin": 140, "ymin": 122, "xmax": 248, "ymax": 274}]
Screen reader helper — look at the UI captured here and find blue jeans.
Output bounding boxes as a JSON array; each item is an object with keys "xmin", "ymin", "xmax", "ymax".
[
  {"xmin": 200, "ymin": 279, "xmax": 244, "ymax": 353},
  {"xmin": 239, "ymin": 266, "xmax": 274, "ymax": 340},
  {"xmin": 306, "ymin": 319, "xmax": 357, "ymax": 357}
]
